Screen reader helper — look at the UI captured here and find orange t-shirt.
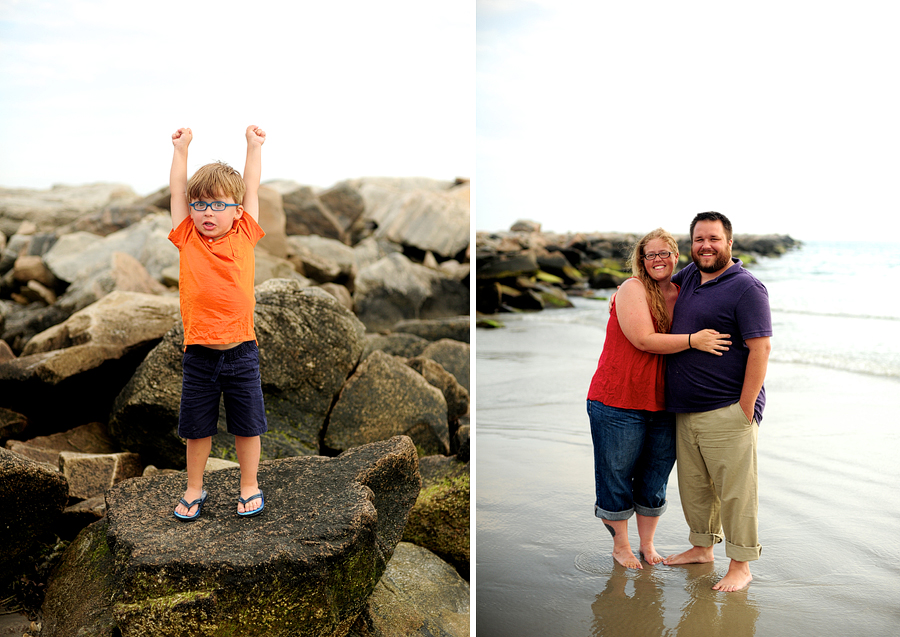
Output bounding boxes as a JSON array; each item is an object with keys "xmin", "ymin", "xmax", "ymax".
[{"xmin": 168, "ymin": 214, "xmax": 265, "ymax": 347}]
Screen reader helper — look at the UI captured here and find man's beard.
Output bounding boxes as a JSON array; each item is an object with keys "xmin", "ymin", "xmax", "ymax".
[{"xmin": 692, "ymin": 248, "xmax": 731, "ymax": 273}]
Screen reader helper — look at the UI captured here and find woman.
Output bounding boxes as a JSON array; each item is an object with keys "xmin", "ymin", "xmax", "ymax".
[{"xmin": 587, "ymin": 228, "xmax": 730, "ymax": 569}]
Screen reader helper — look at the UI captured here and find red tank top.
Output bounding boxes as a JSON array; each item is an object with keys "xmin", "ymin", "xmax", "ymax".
[{"xmin": 586, "ymin": 283, "xmax": 669, "ymax": 411}]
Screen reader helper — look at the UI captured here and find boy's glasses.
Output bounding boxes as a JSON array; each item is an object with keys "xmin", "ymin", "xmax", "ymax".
[{"xmin": 189, "ymin": 201, "xmax": 239, "ymax": 212}]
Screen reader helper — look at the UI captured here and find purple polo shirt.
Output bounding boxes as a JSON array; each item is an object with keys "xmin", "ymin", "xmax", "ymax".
[{"xmin": 666, "ymin": 259, "xmax": 772, "ymax": 423}]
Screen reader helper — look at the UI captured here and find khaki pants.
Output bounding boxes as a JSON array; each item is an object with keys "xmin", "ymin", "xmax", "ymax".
[{"xmin": 675, "ymin": 402, "xmax": 761, "ymax": 562}]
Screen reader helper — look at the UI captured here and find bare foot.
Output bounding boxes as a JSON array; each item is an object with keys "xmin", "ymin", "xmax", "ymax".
[
  {"xmin": 237, "ymin": 485, "xmax": 263, "ymax": 514},
  {"xmin": 639, "ymin": 543, "xmax": 665, "ymax": 565},
  {"xmin": 663, "ymin": 545, "xmax": 715, "ymax": 566},
  {"xmin": 612, "ymin": 546, "xmax": 643, "ymax": 569},
  {"xmin": 712, "ymin": 560, "xmax": 752, "ymax": 592},
  {"xmin": 175, "ymin": 487, "xmax": 205, "ymax": 517}
]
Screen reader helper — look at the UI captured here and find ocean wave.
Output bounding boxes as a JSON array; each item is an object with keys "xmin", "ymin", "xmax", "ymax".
[
  {"xmin": 769, "ymin": 351, "xmax": 900, "ymax": 379},
  {"xmin": 771, "ymin": 307, "xmax": 900, "ymax": 322}
]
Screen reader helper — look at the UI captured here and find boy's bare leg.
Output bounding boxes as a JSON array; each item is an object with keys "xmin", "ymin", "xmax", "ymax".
[
  {"xmin": 635, "ymin": 514, "xmax": 664, "ymax": 564},
  {"xmin": 712, "ymin": 559, "xmax": 753, "ymax": 592},
  {"xmin": 175, "ymin": 436, "xmax": 212, "ymax": 516},
  {"xmin": 663, "ymin": 544, "xmax": 715, "ymax": 566},
  {"xmin": 602, "ymin": 519, "xmax": 642, "ymax": 569},
  {"xmin": 235, "ymin": 435, "xmax": 262, "ymax": 514}
]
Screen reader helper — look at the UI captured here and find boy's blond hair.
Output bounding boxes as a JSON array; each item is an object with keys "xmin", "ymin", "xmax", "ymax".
[{"xmin": 186, "ymin": 161, "xmax": 246, "ymax": 204}]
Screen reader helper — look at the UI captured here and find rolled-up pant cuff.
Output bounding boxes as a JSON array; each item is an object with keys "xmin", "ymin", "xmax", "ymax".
[
  {"xmin": 634, "ymin": 501, "xmax": 667, "ymax": 517},
  {"xmin": 726, "ymin": 541, "xmax": 762, "ymax": 562},
  {"xmin": 595, "ymin": 505, "xmax": 633, "ymax": 521},
  {"xmin": 688, "ymin": 531, "xmax": 724, "ymax": 547}
]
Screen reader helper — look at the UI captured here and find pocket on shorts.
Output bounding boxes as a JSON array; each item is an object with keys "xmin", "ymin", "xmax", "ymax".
[{"xmin": 730, "ymin": 401, "xmax": 754, "ymax": 426}]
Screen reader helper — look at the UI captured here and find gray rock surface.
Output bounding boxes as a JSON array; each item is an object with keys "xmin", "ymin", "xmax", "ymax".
[
  {"xmin": 0, "ymin": 447, "xmax": 68, "ymax": 587},
  {"xmin": 326, "ymin": 351, "xmax": 449, "ymax": 455},
  {"xmin": 420, "ymin": 339, "xmax": 470, "ymax": 394},
  {"xmin": 391, "ymin": 316, "xmax": 470, "ymax": 344},
  {"xmin": 402, "ymin": 455, "xmax": 470, "ymax": 579},
  {"xmin": 0, "ymin": 183, "xmax": 141, "ymax": 236},
  {"xmin": 361, "ymin": 332, "xmax": 430, "ymax": 361},
  {"xmin": 348, "ymin": 542, "xmax": 470, "ymax": 637},
  {"xmin": 41, "ymin": 436, "xmax": 421, "ymax": 637},
  {"xmin": 59, "ymin": 450, "xmax": 142, "ymax": 501},
  {"xmin": 0, "ymin": 292, "xmax": 180, "ymax": 430},
  {"xmin": 372, "ymin": 183, "xmax": 470, "ymax": 259},
  {"xmin": 354, "ymin": 253, "xmax": 467, "ymax": 333}
]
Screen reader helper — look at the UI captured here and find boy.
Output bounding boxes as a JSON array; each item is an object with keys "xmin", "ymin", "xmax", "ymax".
[{"xmin": 170, "ymin": 125, "xmax": 268, "ymax": 520}]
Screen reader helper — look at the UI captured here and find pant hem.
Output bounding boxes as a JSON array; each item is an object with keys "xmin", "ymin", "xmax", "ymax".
[
  {"xmin": 725, "ymin": 541, "xmax": 762, "ymax": 562},
  {"xmin": 634, "ymin": 501, "xmax": 667, "ymax": 517},
  {"xmin": 595, "ymin": 505, "xmax": 634, "ymax": 521},
  {"xmin": 688, "ymin": 531, "xmax": 724, "ymax": 547}
]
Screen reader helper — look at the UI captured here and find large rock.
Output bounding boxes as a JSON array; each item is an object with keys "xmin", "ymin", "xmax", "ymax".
[
  {"xmin": 0, "ymin": 183, "xmax": 141, "ymax": 237},
  {"xmin": 326, "ymin": 351, "xmax": 449, "ymax": 456},
  {"xmin": 59, "ymin": 451, "xmax": 143, "ymax": 501},
  {"xmin": 0, "ymin": 407, "xmax": 27, "ymax": 442},
  {"xmin": 254, "ymin": 248, "xmax": 312, "ymax": 286},
  {"xmin": 0, "ymin": 292, "xmax": 180, "ymax": 431},
  {"xmin": 282, "ymin": 185, "xmax": 346, "ymax": 241},
  {"xmin": 72, "ymin": 201, "xmax": 166, "ymax": 236},
  {"xmin": 407, "ymin": 357, "xmax": 469, "ymax": 427},
  {"xmin": 4, "ymin": 421, "xmax": 116, "ymax": 467},
  {"xmin": 354, "ymin": 253, "xmax": 468, "ymax": 332},
  {"xmin": 44, "ymin": 212, "xmax": 177, "ymax": 286},
  {"xmin": 317, "ymin": 181, "xmax": 365, "ymax": 234},
  {"xmin": 256, "ymin": 185, "xmax": 289, "ymax": 258},
  {"xmin": 0, "ymin": 447, "xmax": 69, "ymax": 587},
  {"xmin": 391, "ymin": 316, "xmax": 470, "ymax": 344},
  {"xmin": 402, "ymin": 455, "xmax": 470, "ymax": 579},
  {"xmin": 41, "ymin": 436, "xmax": 421, "ymax": 637},
  {"xmin": 286, "ymin": 234, "xmax": 358, "ymax": 290},
  {"xmin": 348, "ymin": 542, "xmax": 470, "ymax": 637},
  {"xmin": 372, "ymin": 183, "xmax": 470, "ymax": 260},
  {"xmin": 361, "ymin": 332, "xmax": 430, "ymax": 361},
  {"xmin": 420, "ymin": 339, "xmax": 470, "ymax": 394},
  {"xmin": 109, "ymin": 281, "xmax": 366, "ymax": 467}
]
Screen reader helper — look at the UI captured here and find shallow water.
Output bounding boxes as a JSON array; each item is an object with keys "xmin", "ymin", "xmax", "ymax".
[{"xmin": 474, "ymin": 309, "xmax": 900, "ymax": 636}]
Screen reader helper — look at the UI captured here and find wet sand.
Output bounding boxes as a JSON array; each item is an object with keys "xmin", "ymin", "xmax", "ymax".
[{"xmin": 475, "ymin": 313, "xmax": 900, "ymax": 636}]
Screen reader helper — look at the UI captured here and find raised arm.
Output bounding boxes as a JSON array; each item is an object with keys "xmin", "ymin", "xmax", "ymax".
[
  {"xmin": 241, "ymin": 125, "xmax": 266, "ymax": 222},
  {"xmin": 616, "ymin": 279, "xmax": 731, "ymax": 355},
  {"xmin": 170, "ymin": 127, "xmax": 192, "ymax": 229}
]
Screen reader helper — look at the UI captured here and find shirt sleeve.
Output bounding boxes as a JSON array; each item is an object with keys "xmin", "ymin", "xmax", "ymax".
[
  {"xmin": 168, "ymin": 215, "xmax": 193, "ymax": 249},
  {"xmin": 736, "ymin": 280, "xmax": 773, "ymax": 340},
  {"xmin": 239, "ymin": 214, "xmax": 266, "ymax": 247}
]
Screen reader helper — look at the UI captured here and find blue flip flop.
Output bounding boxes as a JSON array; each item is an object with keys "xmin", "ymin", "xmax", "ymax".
[
  {"xmin": 174, "ymin": 490, "xmax": 208, "ymax": 521},
  {"xmin": 237, "ymin": 490, "xmax": 264, "ymax": 517}
]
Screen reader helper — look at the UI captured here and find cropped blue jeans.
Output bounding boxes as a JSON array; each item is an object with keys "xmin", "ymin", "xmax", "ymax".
[{"xmin": 587, "ymin": 399, "xmax": 676, "ymax": 521}]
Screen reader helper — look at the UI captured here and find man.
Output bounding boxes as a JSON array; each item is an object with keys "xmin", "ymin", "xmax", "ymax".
[{"xmin": 662, "ymin": 211, "xmax": 772, "ymax": 592}]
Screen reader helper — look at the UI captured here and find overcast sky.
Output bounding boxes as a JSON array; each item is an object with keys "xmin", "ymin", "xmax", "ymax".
[
  {"xmin": 0, "ymin": 0, "xmax": 473, "ymax": 196},
  {"xmin": 477, "ymin": 0, "xmax": 900, "ymax": 241}
]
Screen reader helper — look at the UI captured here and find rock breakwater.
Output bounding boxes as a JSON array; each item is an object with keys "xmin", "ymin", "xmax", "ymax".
[
  {"xmin": 0, "ymin": 176, "xmax": 471, "ymax": 634},
  {"xmin": 476, "ymin": 219, "xmax": 799, "ymax": 315}
]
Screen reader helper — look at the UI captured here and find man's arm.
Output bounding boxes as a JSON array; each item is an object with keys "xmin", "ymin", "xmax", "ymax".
[
  {"xmin": 740, "ymin": 336, "xmax": 772, "ymax": 422},
  {"xmin": 241, "ymin": 125, "xmax": 266, "ymax": 222},
  {"xmin": 616, "ymin": 278, "xmax": 731, "ymax": 355},
  {"xmin": 170, "ymin": 127, "xmax": 192, "ymax": 229}
]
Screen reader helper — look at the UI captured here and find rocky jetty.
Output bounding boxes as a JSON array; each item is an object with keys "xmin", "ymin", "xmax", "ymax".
[
  {"xmin": 0, "ymin": 177, "xmax": 470, "ymax": 634},
  {"xmin": 41, "ymin": 437, "xmax": 420, "ymax": 637},
  {"xmin": 476, "ymin": 220, "xmax": 800, "ymax": 315}
]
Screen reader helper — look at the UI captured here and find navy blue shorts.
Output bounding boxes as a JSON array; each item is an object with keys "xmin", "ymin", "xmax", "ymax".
[{"xmin": 178, "ymin": 341, "xmax": 268, "ymax": 439}]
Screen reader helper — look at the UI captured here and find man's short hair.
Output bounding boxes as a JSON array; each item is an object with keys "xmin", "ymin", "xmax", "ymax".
[
  {"xmin": 187, "ymin": 162, "xmax": 246, "ymax": 205},
  {"xmin": 690, "ymin": 211, "xmax": 733, "ymax": 241}
]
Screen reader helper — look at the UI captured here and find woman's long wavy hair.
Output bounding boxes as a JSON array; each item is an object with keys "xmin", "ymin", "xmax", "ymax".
[{"xmin": 629, "ymin": 228, "xmax": 679, "ymax": 334}]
